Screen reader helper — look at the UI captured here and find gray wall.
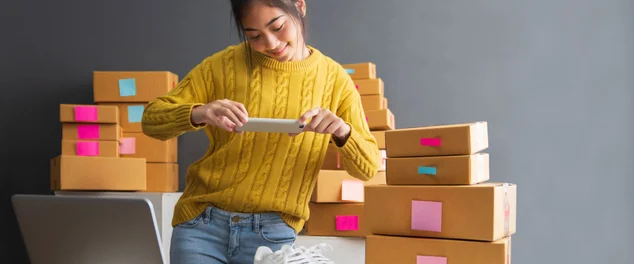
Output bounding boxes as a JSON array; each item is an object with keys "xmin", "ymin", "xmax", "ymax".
[{"xmin": 1, "ymin": 0, "xmax": 632, "ymax": 263}]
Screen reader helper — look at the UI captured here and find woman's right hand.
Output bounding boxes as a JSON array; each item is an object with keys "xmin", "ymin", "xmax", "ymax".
[{"xmin": 191, "ymin": 99, "xmax": 249, "ymax": 132}]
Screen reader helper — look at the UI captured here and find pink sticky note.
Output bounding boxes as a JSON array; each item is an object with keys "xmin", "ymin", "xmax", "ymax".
[
  {"xmin": 411, "ymin": 200, "xmax": 442, "ymax": 232},
  {"xmin": 77, "ymin": 124, "xmax": 100, "ymax": 139},
  {"xmin": 74, "ymin": 106, "xmax": 98, "ymax": 122},
  {"xmin": 335, "ymin": 215, "xmax": 358, "ymax": 231},
  {"xmin": 341, "ymin": 180, "xmax": 364, "ymax": 202},
  {"xmin": 119, "ymin": 137, "xmax": 136, "ymax": 154},
  {"xmin": 417, "ymin": 256, "xmax": 447, "ymax": 264},
  {"xmin": 76, "ymin": 141, "xmax": 99, "ymax": 156},
  {"xmin": 420, "ymin": 138, "xmax": 441, "ymax": 146}
]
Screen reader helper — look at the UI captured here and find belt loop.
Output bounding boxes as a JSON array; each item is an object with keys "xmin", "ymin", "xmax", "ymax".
[
  {"xmin": 204, "ymin": 206, "xmax": 212, "ymax": 224},
  {"xmin": 253, "ymin": 214, "xmax": 260, "ymax": 233}
]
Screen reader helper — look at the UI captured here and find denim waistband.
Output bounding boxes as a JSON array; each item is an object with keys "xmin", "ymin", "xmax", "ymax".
[{"xmin": 203, "ymin": 205, "xmax": 285, "ymax": 226}]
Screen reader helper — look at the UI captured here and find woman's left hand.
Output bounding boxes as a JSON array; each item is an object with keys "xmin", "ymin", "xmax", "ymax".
[{"xmin": 291, "ymin": 107, "xmax": 351, "ymax": 141}]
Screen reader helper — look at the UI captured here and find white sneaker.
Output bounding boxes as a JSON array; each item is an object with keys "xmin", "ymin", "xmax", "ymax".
[
  {"xmin": 254, "ymin": 244, "xmax": 315, "ymax": 264},
  {"xmin": 299, "ymin": 243, "xmax": 335, "ymax": 264}
]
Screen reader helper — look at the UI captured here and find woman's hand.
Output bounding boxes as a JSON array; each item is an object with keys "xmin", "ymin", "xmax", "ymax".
[
  {"xmin": 191, "ymin": 99, "xmax": 248, "ymax": 132},
  {"xmin": 293, "ymin": 107, "xmax": 351, "ymax": 142}
]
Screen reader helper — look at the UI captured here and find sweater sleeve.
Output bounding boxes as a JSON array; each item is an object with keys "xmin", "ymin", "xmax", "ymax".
[
  {"xmin": 141, "ymin": 60, "xmax": 212, "ymax": 141},
  {"xmin": 333, "ymin": 75, "xmax": 381, "ymax": 181}
]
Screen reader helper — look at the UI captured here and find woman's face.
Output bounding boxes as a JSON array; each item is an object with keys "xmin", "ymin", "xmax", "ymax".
[{"xmin": 241, "ymin": 0, "xmax": 306, "ymax": 62}]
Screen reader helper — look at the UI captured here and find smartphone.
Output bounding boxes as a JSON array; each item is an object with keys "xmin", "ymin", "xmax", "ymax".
[{"xmin": 235, "ymin": 118, "xmax": 306, "ymax": 134}]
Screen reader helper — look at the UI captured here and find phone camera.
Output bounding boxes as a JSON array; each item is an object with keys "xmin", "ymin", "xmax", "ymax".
[{"xmin": 299, "ymin": 124, "xmax": 305, "ymax": 129}]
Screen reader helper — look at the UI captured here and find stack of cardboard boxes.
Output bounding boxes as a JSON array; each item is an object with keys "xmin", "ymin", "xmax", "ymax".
[
  {"xmin": 365, "ymin": 122, "xmax": 517, "ymax": 264},
  {"xmin": 303, "ymin": 62, "xmax": 391, "ymax": 238},
  {"xmin": 299, "ymin": 63, "xmax": 390, "ymax": 264},
  {"xmin": 52, "ymin": 71, "xmax": 179, "ymax": 192},
  {"xmin": 94, "ymin": 71, "xmax": 180, "ymax": 192}
]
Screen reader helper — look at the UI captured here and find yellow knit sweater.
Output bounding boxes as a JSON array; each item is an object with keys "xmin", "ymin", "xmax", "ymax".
[{"xmin": 141, "ymin": 42, "xmax": 380, "ymax": 233}]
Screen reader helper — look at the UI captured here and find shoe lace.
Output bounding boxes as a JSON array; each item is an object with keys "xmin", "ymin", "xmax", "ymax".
[
  {"xmin": 267, "ymin": 245, "xmax": 315, "ymax": 264},
  {"xmin": 299, "ymin": 243, "xmax": 335, "ymax": 264}
]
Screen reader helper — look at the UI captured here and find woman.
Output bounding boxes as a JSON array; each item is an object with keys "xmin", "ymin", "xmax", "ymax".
[{"xmin": 141, "ymin": 0, "xmax": 380, "ymax": 263}]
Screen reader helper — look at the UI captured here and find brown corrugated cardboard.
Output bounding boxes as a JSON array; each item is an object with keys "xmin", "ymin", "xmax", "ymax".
[
  {"xmin": 93, "ymin": 71, "xmax": 177, "ymax": 102},
  {"xmin": 305, "ymin": 203, "xmax": 366, "ymax": 237},
  {"xmin": 62, "ymin": 123, "xmax": 121, "ymax": 141},
  {"xmin": 50, "ymin": 155, "xmax": 146, "ymax": 191},
  {"xmin": 321, "ymin": 144, "xmax": 386, "ymax": 171},
  {"xmin": 146, "ymin": 163, "xmax": 178, "ymax": 192},
  {"xmin": 97, "ymin": 103, "xmax": 148, "ymax": 133},
  {"xmin": 386, "ymin": 153, "xmax": 489, "ymax": 185},
  {"xmin": 371, "ymin": 131, "xmax": 386, "ymax": 149},
  {"xmin": 366, "ymin": 235, "xmax": 511, "ymax": 264},
  {"xmin": 59, "ymin": 104, "xmax": 119, "ymax": 123},
  {"xmin": 366, "ymin": 109, "xmax": 395, "ymax": 131},
  {"xmin": 342, "ymin": 62, "xmax": 376, "ymax": 80},
  {"xmin": 121, "ymin": 132, "xmax": 177, "ymax": 163},
  {"xmin": 353, "ymin": 78, "xmax": 384, "ymax": 96},
  {"xmin": 386, "ymin": 121, "xmax": 488, "ymax": 157},
  {"xmin": 365, "ymin": 183, "xmax": 516, "ymax": 241},
  {"xmin": 61, "ymin": 140, "xmax": 120, "ymax": 157},
  {"xmin": 361, "ymin": 95, "xmax": 386, "ymax": 111},
  {"xmin": 311, "ymin": 170, "xmax": 386, "ymax": 203}
]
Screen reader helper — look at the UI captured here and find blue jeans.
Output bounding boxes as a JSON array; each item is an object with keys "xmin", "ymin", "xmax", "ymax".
[{"xmin": 170, "ymin": 205, "xmax": 297, "ymax": 264}]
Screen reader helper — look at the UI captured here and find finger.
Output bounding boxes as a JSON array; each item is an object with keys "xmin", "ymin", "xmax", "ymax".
[
  {"xmin": 325, "ymin": 118, "xmax": 344, "ymax": 134},
  {"xmin": 314, "ymin": 111, "xmax": 334, "ymax": 133},
  {"xmin": 297, "ymin": 107, "xmax": 320, "ymax": 124},
  {"xmin": 231, "ymin": 102, "xmax": 249, "ymax": 122},
  {"xmin": 215, "ymin": 116, "xmax": 236, "ymax": 132},
  {"xmin": 219, "ymin": 107, "xmax": 243, "ymax": 127}
]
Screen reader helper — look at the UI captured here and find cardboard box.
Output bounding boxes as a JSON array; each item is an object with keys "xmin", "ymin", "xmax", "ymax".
[
  {"xmin": 366, "ymin": 109, "xmax": 395, "ymax": 131},
  {"xmin": 50, "ymin": 155, "xmax": 146, "ymax": 191},
  {"xmin": 61, "ymin": 140, "xmax": 120, "ymax": 158},
  {"xmin": 386, "ymin": 121, "xmax": 488, "ymax": 158},
  {"xmin": 62, "ymin": 123, "xmax": 121, "ymax": 141},
  {"xmin": 371, "ymin": 131, "xmax": 385, "ymax": 149},
  {"xmin": 386, "ymin": 153, "xmax": 489, "ymax": 185},
  {"xmin": 365, "ymin": 183, "xmax": 517, "ymax": 241},
  {"xmin": 354, "ymin": 78, "xmax": 383, "ymax": 96},
  {"xmin": 311, "ymin": 170, "xmax": 386, "ymax": 203},
  {"xmin": 321, "ymin": 144, "xmax": 386, "ymax": 171},
  {"xmin": 93, "ymin": 71, "xmax": 178, "ymax": 102},
  {"xmin": 121, "ymin": 132, "xmax": 177, "ymax": 163},
  {"xmin": 366, "ymin": 235, "xmax": 511, "ymax": 264},
  {"xmin": 360, "ymin": 95, "xmax": 387, "ymax": 111},
  {"xmin": 59, "ymin": 104, "xmax": 119, "ymax": 124},
  {"xmin": 342, "ymin": 62, "xmax": 376, "ymax": 80},
  {"xmin": 146, "ymin": 163, "xmax": 179, "ymax": 192},
  {"xmin": 305, "ymin": 203, "xmax": 366, "ymax": 237},
  {"xmin": 97, "ymin": 103, "xmax": 148, "ymax": 132}
]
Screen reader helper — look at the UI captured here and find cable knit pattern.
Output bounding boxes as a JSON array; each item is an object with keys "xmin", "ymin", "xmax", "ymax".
[
  {"xmin": 294, "ymin": 68, "xmax": 321, "ymax": 216},
  {"xmin": 141, "ymin": 43, "xmax": 380, "ymax": 233},
  {"xmin": 243, "ymin": 70, "xmax": 288, "ymax": 212},
  {"xmin": 224, "ymin": 65, "xmax": 262, "ymax": 208}
]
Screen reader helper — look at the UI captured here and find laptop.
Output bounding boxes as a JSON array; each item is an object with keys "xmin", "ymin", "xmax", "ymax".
[{"xmin": 12, "ymin": 194, "xmax": 166, "ymax": 264}]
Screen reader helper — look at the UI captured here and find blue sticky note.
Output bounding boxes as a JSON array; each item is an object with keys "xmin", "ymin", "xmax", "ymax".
[
  {"xmin": 418, "ymin": 166, "xmax": 437, "ymax": 175},
  {"xmin": 118, "ymin": 78, "xmax": 137, "ymax": 97},
  {"xmin": 345, "ymin": 68, "xmax": 355, "ymax": 74},
  {"xmin": 128, "ymin": 105, "xmax": 144, "ymax": 123}
]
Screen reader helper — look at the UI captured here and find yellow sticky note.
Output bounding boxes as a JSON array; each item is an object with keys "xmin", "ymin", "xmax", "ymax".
[{"xmin": 341, "ymin": 180, "xmax": 364, "ymax": 202}]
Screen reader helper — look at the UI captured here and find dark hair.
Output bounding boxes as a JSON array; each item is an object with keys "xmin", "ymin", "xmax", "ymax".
[{"xmin": 230, "ymin": 0, "xmax": 308, "ymax": 73}]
